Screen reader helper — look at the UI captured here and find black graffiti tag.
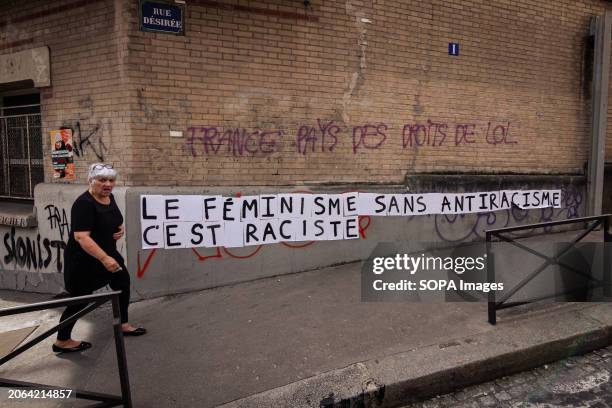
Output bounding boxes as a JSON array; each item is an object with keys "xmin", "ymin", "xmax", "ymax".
[
  {"xmin": 3, "ymin": 227, "xmax": 66, "ymax": 272},
  {"xmin": 45, "ymin": 204, "xmax": 70, "ymax": 241},
  {"xmin": 73, "ymin": 121, "xmax": 106, "ymax": 161}
]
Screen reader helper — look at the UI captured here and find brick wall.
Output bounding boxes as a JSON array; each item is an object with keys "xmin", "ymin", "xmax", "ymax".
[
  {"xmin": 0, "ymin": 0, "xmax": 132, "ymax": 184},
  {"xmin": 124, "ymin": 0, "xmax": 608, "ymax": 187},
  {"xmin": 2, "ymin": 0, "xmax": 610, "ymax": 187}
]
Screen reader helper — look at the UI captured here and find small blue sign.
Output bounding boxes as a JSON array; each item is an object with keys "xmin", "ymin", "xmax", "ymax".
[
  {"xmin": 448, "ymin": 42, "xmax": 460, "ymax": 56},
  {"xmin": 140, "ymin": 0, "xmax": 185, "ymax": 35}
]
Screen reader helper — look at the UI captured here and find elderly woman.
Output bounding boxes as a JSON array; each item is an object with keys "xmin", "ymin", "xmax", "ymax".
[{"xmin": 53, "ymin": 163, "xmax": 146, "ymax": 353}]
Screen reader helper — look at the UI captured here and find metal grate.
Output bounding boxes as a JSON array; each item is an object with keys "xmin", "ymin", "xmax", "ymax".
[{"xmin": 0, "ymin": 112, "xmax": 44, "ymax": 199}]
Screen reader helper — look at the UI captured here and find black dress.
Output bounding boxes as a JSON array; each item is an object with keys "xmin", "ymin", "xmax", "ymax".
[
  {"xmin": 64, "ymin": 191, "xmax": 126, "ymax": 292},
  {"xmin": 57, "ymin": 191, "xmax": 131, "ymax": 341}
]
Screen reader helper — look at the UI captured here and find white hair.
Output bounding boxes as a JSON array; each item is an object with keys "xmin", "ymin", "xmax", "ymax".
[{"xmin": 88, "ymin": 163, "xmax": 117, "ymax": 184}]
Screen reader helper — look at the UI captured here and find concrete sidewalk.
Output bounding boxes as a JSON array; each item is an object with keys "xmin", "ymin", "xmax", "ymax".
[{"xmin": 0, "ymin": 261, "xmax": 610, "ymax": 408}]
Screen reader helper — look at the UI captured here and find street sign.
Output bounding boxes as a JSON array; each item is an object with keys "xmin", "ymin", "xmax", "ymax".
[
  {"xmin": 139, "ymin": 0, "xmax": 185, "ymax": 35},
  {"xmin": 448, "ymin": 42, "xmax": 460, "ymax": 56}
]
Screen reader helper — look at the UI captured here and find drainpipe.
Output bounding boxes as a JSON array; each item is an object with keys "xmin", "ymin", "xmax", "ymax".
[{"xmin": 587, "ymin": 10, "xmax": 612, "ymax": 216}]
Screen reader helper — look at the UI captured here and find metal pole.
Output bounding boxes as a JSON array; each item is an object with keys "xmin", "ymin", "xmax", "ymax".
[
  {"xmin": 604, "ymin": 216, "xmax": 611, "ymax": 297},
  {"xmin": 0, "ymin": 291, "xmax": 120, "ymax": 317},
  {"xmin": 587, "ymin": 12, "xmax": 612, "ymax": 216},
  {"xmin": 486, "ymin": 232, "xmax": 496, "ymax": 325},
  {"xmin": 2, "ymin": 117, "xmax": 9, "ymax": 196},
  {"xmin": 0, "ymin": 300, "xmax": 104, "ymax": 366},
  {"xmin": 111, "ymin": 295, "xmax": 133, "ymax": 408},
  {"xmin": 25, "ymin": 115, "xmax": 32, "ymax": 198}
]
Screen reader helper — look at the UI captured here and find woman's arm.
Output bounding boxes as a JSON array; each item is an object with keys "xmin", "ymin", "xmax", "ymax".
[
  {"xmin": 113, "ymin": 224, "xmax": 124, "ymax": 240},
  {"xmin": 74, "ymin": 231, "xmax": 121, "ymax": 272}
]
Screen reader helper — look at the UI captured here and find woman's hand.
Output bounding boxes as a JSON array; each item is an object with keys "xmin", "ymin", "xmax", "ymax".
[
  {"xmin": 113, "ymin": 225, "xmax": 125, "ymax": 240},
  {"xmin": 102, "ymin": 256, "xmax": 121, "ymax": 273},
  {"xmin": 74, "ymin": 231, "xmax": 121, "ymax": 272}
]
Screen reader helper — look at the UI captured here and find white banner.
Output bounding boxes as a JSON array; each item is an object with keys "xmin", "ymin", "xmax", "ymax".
[{"xmin": 140, "ymin": 190, "xmax": 562, "ymax": 249}]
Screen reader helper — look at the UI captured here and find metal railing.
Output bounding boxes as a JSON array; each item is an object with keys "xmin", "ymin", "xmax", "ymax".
[
  {"xmin": 0, "ymin": 111, "xmax": 43, "ymax": 199},
  {"xmin": 0, "ymin": 291, "xmax": 133, "ymax": 407},
  {"xmin": 485, "ymin": 215, "xmax": 612, "ymax": 325}
]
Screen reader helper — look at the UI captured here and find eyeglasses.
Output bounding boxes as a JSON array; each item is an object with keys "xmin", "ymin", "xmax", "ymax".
[
  {"xmin": 92, "ymin": 164, "xmax": 114, "ymax": 170},
  {"xmin": 94, "ymin": 177, "xmax": 116, "ymax": 182}
]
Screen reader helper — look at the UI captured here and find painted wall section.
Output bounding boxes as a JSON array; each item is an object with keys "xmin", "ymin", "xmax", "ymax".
[
  {"xmin": 125, "ymin": 176, "xmax": 585, "ymax": 299},
  {"xmin": 0, "ymin": 184, "xmax": 127, "ymax": 293},
  {"xmin": 0, "ymin": 177, "xmax": 585, "ymax": 298}
]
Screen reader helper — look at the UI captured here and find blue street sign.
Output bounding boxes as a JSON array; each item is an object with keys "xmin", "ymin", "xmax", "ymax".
[
  {"xmin": 448, "ymin": 42, "xmax": 460, "ymax": 56},
  {"xmin": 140, "ymin": 0, "xmax": 185, "ymax": 35}
]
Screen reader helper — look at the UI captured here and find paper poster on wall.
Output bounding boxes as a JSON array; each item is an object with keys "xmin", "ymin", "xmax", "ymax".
[
  {"xmin": 277, "ymin": 194, "xmax": 313, "ymax": 218},
  {"xmin": 50, "ymin": 129, "xmax": 75, "ymax": 180},
  {"xmin": 141, "ymin": 221, "xmax": 164, "ymax": 249},
  {"xmin": 223, "ymin": 221, "xmax": 244, "ymax": 248},
  {"xmin": 357, "ymin": 193, "xmax": 385, "ymax": 215}
]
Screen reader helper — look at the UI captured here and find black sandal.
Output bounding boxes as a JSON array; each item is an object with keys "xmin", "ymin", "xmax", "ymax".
[
  {"xmin": 122, "ymin": 327, "xmax": 147, "ymax": 336},
  {"xmin": 52, "ymin": 341, "xmax": 92, "ymax": 353}
]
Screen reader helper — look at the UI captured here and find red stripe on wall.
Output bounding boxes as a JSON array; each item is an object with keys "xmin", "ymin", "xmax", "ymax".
[
  {"xmin": 0, "ymin": 38, "xmax": 34, "ymax": 52},
  {"xmin": 0, "ymin": 0, "xmax": 106, "ymax": 29}
]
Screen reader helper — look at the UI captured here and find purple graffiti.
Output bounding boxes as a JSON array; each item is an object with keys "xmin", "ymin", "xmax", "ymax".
[
  {"xmin": 186, "ymin": 127, "xmax": 280, "ymax": 157},
  {"xmin": 402, "ymin": 120, "xmax": 517, "ymax": 149},
  {"xmin": 402, "ymin": 120, "xmax": 448, "ymax": 147},
  {"xmin": 454, "ymin": 123, "xmax": 477, "ymax": 146},
  {"xmin": 485, "ymin": 121, "xmax": 517, "ymax": 145},
  {"xmin": 185, "ymin": 118, "xmax": 520, "ymax": 158},
  {"xmin": 352, "ymin": 123, "xmax": 387, "ymax": 153},
  {"xmin": 296, "ymin": 119, "xmax": 340, "ymax": 155}
]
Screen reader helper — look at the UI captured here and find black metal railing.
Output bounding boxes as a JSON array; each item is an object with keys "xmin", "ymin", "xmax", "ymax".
[
  {"xmin": 0, "ymin": 291, "xmax": 132, "ymax": 407},
  {"xmin": 485, "ymin": 215, "xmax": 611, "ymax": 325}
]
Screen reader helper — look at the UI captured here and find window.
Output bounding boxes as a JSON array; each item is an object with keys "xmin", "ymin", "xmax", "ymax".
[{"xmin": 0, "ymin": 93, "xmax": 44, "ymax": 200}]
